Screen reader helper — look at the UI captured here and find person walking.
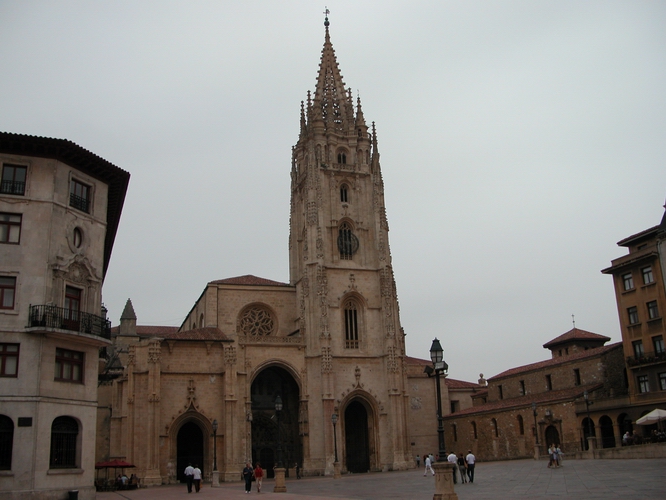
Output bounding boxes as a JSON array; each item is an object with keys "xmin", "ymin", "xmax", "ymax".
[
  {"xmin": 457, "ymin": 453, "xmax": 467, "ymax": 484},
  {"xmin": 184, "ymin": 463, "xmax": 194, "ymax": 493},
  {"xmin": 192, "ymin": 465, "xmax": 202, "ymax": 492},
  {"xmin": 416, "ymin": 454, "xmax": 421, "ymax": 468},
  {"xmin": 423, "ymin": 453, "xmax": 435, "ymax": 476},
  {"xmin": 447, "ymin": 451, "xmax": 458, "ymax": 484},
  {"xmin": 242, "ymin": 461, "xmax": 254, "ymax": 494},
  {"xmin": 465, "ymin": 450, "xmax": 476, "ymax": 483},
  {"xmin": 254, "ymin": 462, "xmax": 264, "ymax": 493}
]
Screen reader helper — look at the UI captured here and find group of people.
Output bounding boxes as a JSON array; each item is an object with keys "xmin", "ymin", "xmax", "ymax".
[
  {"xmin": 420, "ymin": 450, "xmax": 476, "ymax": 484},
  {"xmin": 241, "ymin": 461, "xmax": 265, "ymax": 494},
  {"xmin": 183, "ymin": 464, "xmax": 203, "ymax": 493},
  {"xmin": 547, "ymin": 444, "xmax": 563, "ymax": 468}
]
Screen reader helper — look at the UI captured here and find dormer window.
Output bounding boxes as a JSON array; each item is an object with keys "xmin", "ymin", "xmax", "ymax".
[{"xmin": 70, "ymin": 179, "xmax": 91, "ymax": 213}]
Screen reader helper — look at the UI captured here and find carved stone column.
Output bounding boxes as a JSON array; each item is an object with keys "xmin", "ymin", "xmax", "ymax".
[{"xmin": 432, "ymin": 462, "xmax": 458, "ymax": 500}]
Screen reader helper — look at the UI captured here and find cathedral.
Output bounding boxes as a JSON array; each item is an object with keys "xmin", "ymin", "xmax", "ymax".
[{"xmin": 98, "ymin": 18, "xmax": 479, "ymax": 485}]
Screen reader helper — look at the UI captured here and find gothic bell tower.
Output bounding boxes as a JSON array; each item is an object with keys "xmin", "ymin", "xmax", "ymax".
[{"xmin": 289, "ymin": 14, "xmax": 410, "ymax": 472}]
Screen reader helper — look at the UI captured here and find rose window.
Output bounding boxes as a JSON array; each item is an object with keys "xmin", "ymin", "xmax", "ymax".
[{"xmin": 239, "ymin": 307, "xmax": 275, "ymax": 336}]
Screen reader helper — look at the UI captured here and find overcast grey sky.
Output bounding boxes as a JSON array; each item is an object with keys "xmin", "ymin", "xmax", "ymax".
[{"xmin": 2, "ymin": 1, "xmax": 665, "ymax": 383}]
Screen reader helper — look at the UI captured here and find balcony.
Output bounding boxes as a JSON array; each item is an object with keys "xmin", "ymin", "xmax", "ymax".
[
  {"xmin": 28, "ymin": 304, "xmax": 111, "ymax": 342},
  {"xmin": 626, "ymin": 350, "xmax": 666, "ymax": 368}
]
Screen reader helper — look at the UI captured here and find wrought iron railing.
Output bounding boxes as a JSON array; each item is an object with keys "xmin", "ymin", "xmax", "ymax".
[
  {"xmin": 69, "ymin": 193, "xmax": 90, "ymax": 213},
  {"xmin": 626, "ymin": 350, "xmax": 666, "ymax": 367},
  {"xmin": 28, "ymin": 304, "xmax": 111, "ymax": 340},
  {"xmin": 0, "ymin": 180, "xmax": 25, "ymax": 195}
]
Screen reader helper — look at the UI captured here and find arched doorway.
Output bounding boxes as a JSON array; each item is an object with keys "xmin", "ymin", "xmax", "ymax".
[
  {"xmin": 345, "ymin": 400, "xmax": 370, "ymax": 473},
  {"xmin": 582, "ymin": 417, "xmax": 595, "ymax": 450},
  {"xmin": 544, "ymin": 425, "xmax": 560, "ymax": 447},
  {"xmin": 618, "ymin": 413, "xmax": 632, "ymax": 444},
  {"xmin": 251, "ymin": 366, "xmax": 301, "ymax": 478},
  {"xmin": 177, "ymin": 422, "xmax": 204, "ymax": 482},
  {"xmin": 599, "ymin": 415, "xmax": 615, "ymax": 448}
]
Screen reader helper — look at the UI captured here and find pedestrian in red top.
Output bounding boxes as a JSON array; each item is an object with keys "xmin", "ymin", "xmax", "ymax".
[{"xmin": 254, "ymin": 462, "xmax": 264, "ymax": 493}]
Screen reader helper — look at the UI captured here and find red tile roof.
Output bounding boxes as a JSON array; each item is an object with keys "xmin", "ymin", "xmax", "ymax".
[
  {"xmin": 161, "ymin": 327, "xmax": 231, "ymax": 341},
  {"xmin": 489, "ymin": 342, "xmax": 622, "ymax": 381},
  {"xmin": 542, "ymin": 328, "xmax": 610, "ymax": 349},
  {"xmin": 443, "ymin": 383, "xmax": 603, "ymax": 419},
  {"xmin": 209, "ymin": 275, "xmax": 290, "ymax": 287},
  {"xmin": 617, "ymin": 225, "xmax": 660, "ymax": 246}
]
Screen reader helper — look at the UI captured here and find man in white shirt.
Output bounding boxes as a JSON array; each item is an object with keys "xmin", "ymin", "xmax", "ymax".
[
  {"xmin": 465, "ymin": 450, "xmax": 476, "ymax": 483},
  {"xmin": 192, "ymin": 465, "xmax": 202, "ymax": 492},
  {"xmin": 423, "ymin": 454, "xmax": 435, "ymax": 476},
  {"xmin": 447, "ymin": 451, "xmax": 458, "ymax": 484},
  {"xmin": 184, "ymin": 463, "xmax": 194, "ymax": 493}
]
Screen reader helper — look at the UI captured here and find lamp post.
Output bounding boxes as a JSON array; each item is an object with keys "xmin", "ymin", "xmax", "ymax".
[
  {"xmin": 532, "ymin": 403, "xmax": 538, "ymax": 445},
  {"xmin": 273, "ymin": 395, "xmax": 287, "ymax": 493},
  {"xmin": 331, "ymin": 413, "xmax": 341, "ymax": 479},
  {"xmin": 275, "ymin": 395, "xmax": 283, "ymax": 468},
  {"xmin": 212, "ymin": 419, "xmax": 219, "ymax": 487},
  {"xmin": 429, "ymin": 338, "xmax": 448, "ymax": 462}
]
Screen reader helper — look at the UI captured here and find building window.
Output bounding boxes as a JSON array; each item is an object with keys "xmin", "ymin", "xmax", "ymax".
[
  {"xmin": 239, "ymin": 306, "xmax": 275, "ymax": 336},
  {"xmin": 54, "ymin": 348, "xmax": 84, "ymax": 383},
  {"xmin": 0, "ymin": 415, "xmax": 13, "ymax": 470},
  {"xmin": 627, "ymin": 306, "xmax": 639, "ymax": 325},
  {"xmin": 519, "ymin": 380, "xmax": 525, "ymax": 395},
  {"xmin": 632, "ymin": 340, "xmax": 644, "ymax": 359},
  {"xmin": 622, "ymin": 273, "xmax": 634, "ymax": 291},
  {"xmin": 659, "ymin": 373, "xmax": 666, "ymax": 391},
  {"xmin": 73, "ymin": 227, "xmax": 83, "ymax": 248},
  {"xmin": 337, "ymin": 222, "xmax": 358, "ymax": 260},
  {"xmin": 450, "ymin": 400, "xmax": 460, "ymax": 413},
  {"xmin": 491, "ymin": 418, "xmax": 499, "ymax": 437},
  {"xmin": 471, "ymin": 421, "xmax": 477, "ymax": 439},
  {"xmin": 337, "ymin": 152, "xmax": 346, "ymax": 164},
  {"xmin": 1, "ymin": 164, "xmax": 26, "ymax": 195},
  {"xmin": 0, "ymin": 277, "xmax": 16, "ymax": 310},
  {"xmin": 340, "ymin": 184, "xmax": 348, "ymax": 203},
  {"xmin": 0, "ymin": 213, "xmax": 21, "ymax": 244},
  {"xmin": 574, "ymin": 368, "xmax": 581, "ymax": 386},
  {"xmin": 642, "ymin": 266, "xmax": 654, "ymax": 285},
  {"xmin": 69, "ymin": 179, "xmax": 91, "ymax": 213},
  {"xmin": 637, "ymin": 375, "xmax": 650, "ymax": 394},
  {"xmin": 653, "ymin": 336, "xmax": 665, "ymax": 355},
  {"xmin": 64, "ymin": 286, "xmax": 81, "ymax": 329},
  {"xmin": 344, "ymin": 299, "xmax": 359, "ymax": 349},
  {"xmin": 647, "ymin": 301, "xmax": 659, "ymax": 320},
  {"xmin": 517, "ymin": 415, "xmax": 524, "ymax": 435},
  {"xmin": 49, "ymin": 416, "xmax": 78, "ymax": 468},
  {"xmin": 498, "ymin": 385, "xmax": 503, "ymax": 400},
  {"xmin": 546, "ymin": 374, "xmax": 552, "ymax": 391},
  {"xmin": 452, "ymin": 424, "xmax": 458, "ymax": 442},
  {"xmin": 0, "ymin": 344, "xmax": 19, "ymax": 377}
]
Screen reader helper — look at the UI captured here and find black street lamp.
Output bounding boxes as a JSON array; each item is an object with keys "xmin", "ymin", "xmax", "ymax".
[
  {"xmin": 275, "ymin": 395, "xmax": 283, "ymax": 468},
  {"xmin": 429, "ymin": 338, "xmax": 448, "ymax": 462},
  {"xmin": 331, "ymin": 413, "xmax": 339, "ymax": 463},
  {"xmin": 531, "ymin": 403, "xmax": 538, "ymax": 445},
  {"xmin": 212, "ymin": 419, "xmax": 218, "ymax": 471},
  {"xmin": 583, "ymin": 390, "xmax": 595, "ymax": 437}
]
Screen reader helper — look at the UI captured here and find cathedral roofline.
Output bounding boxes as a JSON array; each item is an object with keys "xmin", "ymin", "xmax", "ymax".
[{"xmin": 209, "ymin": 275, "xmax": 291, "ymax": 287}]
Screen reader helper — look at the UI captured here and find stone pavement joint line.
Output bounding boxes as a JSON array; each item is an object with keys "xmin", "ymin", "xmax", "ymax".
[{"xmin": 96, "ymin": 459, "xmax": 666, "ymax": 500}]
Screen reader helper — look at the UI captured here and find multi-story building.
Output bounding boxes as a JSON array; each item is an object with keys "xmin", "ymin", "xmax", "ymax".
[
  {"xmin": 601, "ymin": 206, "xmax": 666, "ymax": 415},
  {"xmin": 0, "ymin": 133, "xmax": 129, "ymax": 500},
  {"xmin": 441, "ymin": 328, "xmax": 626, "ymax": 461}
]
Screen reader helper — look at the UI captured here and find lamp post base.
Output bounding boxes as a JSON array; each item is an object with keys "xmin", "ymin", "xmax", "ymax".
[
  {"xmin": 534, "ymin": 444, "xmax": 540, "ymax": 460},
  {"xmin": 273, "ymin": 467, "xmax": 287, "ymax": 493},
  {"xmin": 432, "ymin": 462, "xmax": 459, "ymax": 500},
  {"xmin": 333, "ymin": 461, "xmax": 341, "ymax": 479},
  {"xmin": 212, "ymin": 470, "xmax": 219, "ymax": 487}
]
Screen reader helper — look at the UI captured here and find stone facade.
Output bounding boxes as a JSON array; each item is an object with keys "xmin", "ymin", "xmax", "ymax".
[
  {"xmin": 0, "ymin": 134, "xmax": 129, "ymax": 499},
  {"xmin": 97, "ymin": 21, "xmax": 480, "ymax": 485},
  {"xmin": 441, "ymin": 329, "xmax": 627, "ymax": 461}
]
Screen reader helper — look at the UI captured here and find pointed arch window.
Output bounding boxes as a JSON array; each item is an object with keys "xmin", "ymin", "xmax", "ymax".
[
  {"xmin": 344, "ymin": 299, "xmax": 360, "ymax": 349},
  {"xmin": 517, "ymin": 415, "xmax": 524, "ymax": 435},
  {"xmin": 338, "ymin": 222, "xmax": 358, "ymax": 260},
  {"xmin": 337, "ymin": 152, "xmax": 346, "ymax": 164},
  {"xmin": 340, "ymin": 184, "xmax": 349, "ymax": 203}
]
